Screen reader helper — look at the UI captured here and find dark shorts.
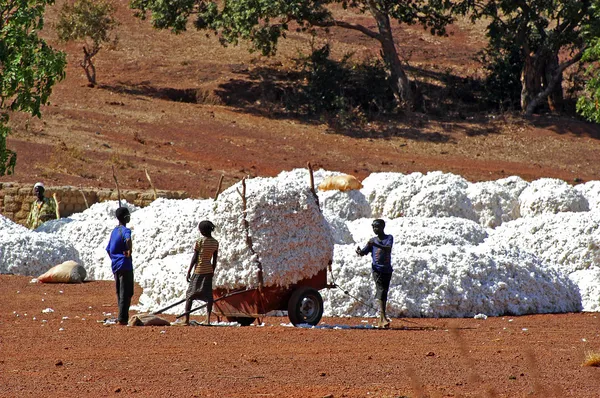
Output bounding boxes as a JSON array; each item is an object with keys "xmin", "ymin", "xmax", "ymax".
[
  {"xmin": 373, "ymin": 271, "xmax": 392, "ymax": 301},
  {"xmin": 186, "ymin": 273, "xmax": 213, "ymax": 303}
]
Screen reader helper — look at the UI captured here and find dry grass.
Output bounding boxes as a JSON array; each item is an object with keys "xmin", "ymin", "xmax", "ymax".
[{"xmin": 582, "ymin": 351, "xmax": 600, "ymax": 367}]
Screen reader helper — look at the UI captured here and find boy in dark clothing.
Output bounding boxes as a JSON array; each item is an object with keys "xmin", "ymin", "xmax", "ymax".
[
  {"xmin": 106, "ymin": 207, "xmax": 133, "ymax": 325},
  {"xmin": 179, "ymin": 220, "xmax": 219, "ymax": 326},
  {"xmin": 356, "ymin": 219, "xmax": 394, "ymax": 328}
]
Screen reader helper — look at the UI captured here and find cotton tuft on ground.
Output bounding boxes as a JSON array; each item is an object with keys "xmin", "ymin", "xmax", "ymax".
[{"xmin": 2, "ymin": 169, "xmax": 600, "ymax": 318}]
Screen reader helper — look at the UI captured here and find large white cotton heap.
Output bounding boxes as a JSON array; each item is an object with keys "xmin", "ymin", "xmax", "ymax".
[
  {"xmin": 348, "ymin": 217, "xmax": 488, "ymax": 248},
  {"xmin": 519, "ymin": 178, "xmax": 589, "ymax": 217},
  {"xmin": 467, "ymin": 176, "xmax": 528, "ymax": 228},
  {"xmin": 485, "ymin": 211, "xmax": 600, "ymax": 274},
  {"xmin": 323, "ymin": 243, "xmax": 581, "ymax": 318},
  {"xmin": 212, "ymin": 169, "xmax": 334, "ymax": 288},
  {"xmin": 0, "ymin": 215, "xmax": 80, "ymax": 276},
  {"xmin": 37, "ymin": 201, "xmax": 139, "ymax": 280}
]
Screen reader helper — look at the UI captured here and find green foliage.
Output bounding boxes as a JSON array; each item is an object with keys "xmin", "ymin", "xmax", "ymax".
[
  {"xmin": 56, "ymin": 0, "xmax": 119, "ymax": 85},
  {"xmin": 0, "ymin": 0, "xmax": 66, "ymax": 176},
  {"xmin": 463, "ymin": 0, "xmax": 600, "ymax": 113},
  {"xmin": 576, "ymin": 38, "xmax": 600, "ymax": 123},
  {"xmin": 56, "ymin": 0, "xmax": 118, "ymax": 46}
]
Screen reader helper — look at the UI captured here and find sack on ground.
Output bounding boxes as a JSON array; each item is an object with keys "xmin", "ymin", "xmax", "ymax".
[
  {"xmin": 37, "ymin": 260, "xmax": 87, "ymax": 283},
  {"xmin": 318, "ymin": 174, "xmax": 363, "ymax": 192},
  {"xmin": 128, "ymin": 313, "xmax": 171, "ymax": 327}
]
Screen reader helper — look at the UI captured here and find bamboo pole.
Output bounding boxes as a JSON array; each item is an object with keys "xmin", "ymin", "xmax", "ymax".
[
  {"xmin": 236, "ymin": 178, "xmax": 264, "ymax": 290},
  {"xmin": 145, "ymin": 168, "xmax": 157, "ymax": 200},
  {"xmin": 214, "ymin": 174, "xmax": 224, "ymax": 200},
  {"xmin": 112, "ymin": 165, "xmax": 122, "ymax": 207},
  {"xmin": 307, "ymin": 162, "xmax": 320, "ymax": 209}
]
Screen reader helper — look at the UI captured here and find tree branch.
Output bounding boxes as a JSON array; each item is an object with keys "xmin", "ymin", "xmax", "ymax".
[{"xmin": 312, "ymin": 19, "xmax": 381, "ymax": 41}]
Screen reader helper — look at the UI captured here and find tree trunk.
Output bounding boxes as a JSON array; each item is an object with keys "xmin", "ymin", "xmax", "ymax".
[
  {"xmin": 521, "ymin": 49, "xmax": 565, "ymax": 114},
  {"xmin": 368, "ymin": 5, "xmax": 414, "ymax": 109},
  {"xmin": 545, "ymin": 54, "xmax": 563, "ymax": 112},
  {"xmin": 520, "ymin": 53, "xmax": 541, "ymax": 112},
  {"xmin": 81, "ymin": 46, "xmax": 97, "ymax": 87}
]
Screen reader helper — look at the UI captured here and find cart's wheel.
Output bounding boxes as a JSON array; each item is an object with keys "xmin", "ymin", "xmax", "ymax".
[
  {"xmin": 226, "ymin": 316, "xmax": 256, "ymax": 326},
  {"xmin": 287, "ymin": 287, "xmax": 323, "ymax": 326}
]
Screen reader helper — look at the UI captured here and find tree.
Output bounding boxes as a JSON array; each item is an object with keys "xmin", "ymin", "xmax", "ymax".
[
  {"xmin": 56, "ymin": 0, "xmax": 119, "ymax": 87},
  {"xmin": 464, "ymin": 0, "xmax": 600, "ymax": 115},
  {"xmin": 0, "ymin": 0, "xmax": 66, "ymax": 176},
  {"xmin": 130, "ymin": 0, "xmax": 457, "ymax": 110}
]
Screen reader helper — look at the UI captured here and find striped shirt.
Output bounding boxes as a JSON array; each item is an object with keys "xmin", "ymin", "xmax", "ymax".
[{"xmin": 193, "ymin": 236, "xmax": 219, "ymax": 275}]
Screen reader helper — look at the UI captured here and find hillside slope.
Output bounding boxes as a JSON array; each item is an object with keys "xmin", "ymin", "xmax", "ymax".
[{"xmin": 2, "ymin": 1, "xmax": 599, "ymax": 197}]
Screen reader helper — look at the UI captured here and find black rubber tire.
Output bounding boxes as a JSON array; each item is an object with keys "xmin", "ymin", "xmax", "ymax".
[
  {"xmin": 226, "ymin": 317, "xmax": 256, "ymax": 326},
  {"xmin": 287, "ymin": 287, "xmax": 324, "ymax": 326}
]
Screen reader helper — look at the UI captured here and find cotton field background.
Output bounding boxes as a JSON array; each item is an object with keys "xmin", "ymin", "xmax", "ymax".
[{"xmin": 1, "ymin": 169, "xmax": 599, "ymax": 318}]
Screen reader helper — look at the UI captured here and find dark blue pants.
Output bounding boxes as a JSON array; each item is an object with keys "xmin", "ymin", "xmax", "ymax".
[{"xmin": 114, "ymin": 269, "xmax": 134, "ymax": 324}]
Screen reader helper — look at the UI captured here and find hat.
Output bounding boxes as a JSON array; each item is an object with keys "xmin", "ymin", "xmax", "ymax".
[{"xmin": 33, "ymin": 182, "xmax": 45, "ymax": 189}]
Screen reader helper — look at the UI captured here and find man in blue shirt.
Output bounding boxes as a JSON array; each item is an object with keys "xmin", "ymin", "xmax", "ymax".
[
  {"xmin": 106, "ymin": 207, "xmax": 133, "ymax": 325},
  {"xmin": 356, "ymin": 219, "xmax": 394, "ymax": 328}
]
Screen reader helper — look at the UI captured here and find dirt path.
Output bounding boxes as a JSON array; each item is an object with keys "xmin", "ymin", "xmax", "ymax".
[{"xmin": 1, "ymin": 275, "xmax": 600, "ymax": 397}]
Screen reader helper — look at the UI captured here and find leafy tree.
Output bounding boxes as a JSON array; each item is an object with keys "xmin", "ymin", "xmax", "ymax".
[
  {"xmin": 576, "ymin": 2, "xmax": 600, "ymax": 123},
  {"xmin": 56, "ymin": 0, "xmax": 119, "ymax": 86},
  {"xmin": 130, "ymin": 0, "xmax": 458, "ymax": 110},
  {"xmin": 463, "ymin": 0, "xmax": 600, "ymax": 115},
  {"xmin": 0, "ymin": 0, "xmax": 66, "ymax": 176}
]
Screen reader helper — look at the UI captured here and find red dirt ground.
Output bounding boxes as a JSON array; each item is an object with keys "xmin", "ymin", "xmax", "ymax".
[
  {"xmin": 2, "ymin": 2, "xmax": 600, "ymax": 397},
  {"xmin": 1, "ymin": 275, "xmax": 600, "ymax": 397}
]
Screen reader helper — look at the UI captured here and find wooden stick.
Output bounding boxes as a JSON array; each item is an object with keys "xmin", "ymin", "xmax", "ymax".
[
  {"xmin": 214, "ymin": 174, "xmax": 224, "ymax": 200},
  {"xmin": 307, "ymin": 162, "xmax": 320, "ymax": 209},
  {"xmin": 112, "ymin": 165, "xmax": 122, "ymax": 207},
  {"xmin": 145, "ymin": 168, "xmax": 157, "ymax": 200},
  {"xmin": 78, "ymin": 187, "xmax": 89, "ymax": 209},
  {"xmin": 237, "ymin": 178, "xmax": 264, "ymax": 290}
]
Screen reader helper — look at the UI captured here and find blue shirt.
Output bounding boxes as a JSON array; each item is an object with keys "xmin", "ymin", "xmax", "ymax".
[
  {"xmin": 106, "ymin": 226, "xmax": 133, "ymax": 273},
  {"xmin": 359, "ymin": 234, "xmax": 394, "ymax": 274}
]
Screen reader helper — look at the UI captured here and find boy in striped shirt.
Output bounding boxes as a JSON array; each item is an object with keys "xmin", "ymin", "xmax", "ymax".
[{"xmin": 182, "ymin": 220, "xmax": 219, "ymax": 326}]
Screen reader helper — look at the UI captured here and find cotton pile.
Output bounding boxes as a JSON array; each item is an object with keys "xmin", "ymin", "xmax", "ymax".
[
  {"xmin": 37, "ymin": 201, "xmax": 139, "ymax": 280},
  {"xmin": 0, "ymin": 215, "xmax": 80, "ymax": 276},
  {"xmin": 2, "ymin": 168, "xmax": 600, "ymax": 318},
  {"xmin": 324, "ymin": 243, "xmax": 581, "ymax": 318}
]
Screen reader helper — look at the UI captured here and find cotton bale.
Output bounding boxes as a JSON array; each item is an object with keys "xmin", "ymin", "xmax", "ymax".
[
  {"xmin": 318, "ymin": 174, "xmax": 363, "ymax": 192},
  {"xmin": 212, "ymin": 169, "xmax": 334, "ymax": 288}
]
